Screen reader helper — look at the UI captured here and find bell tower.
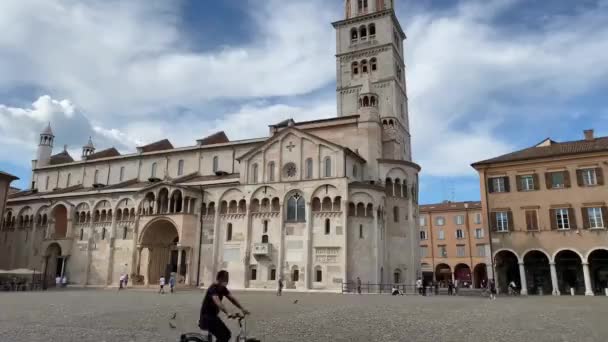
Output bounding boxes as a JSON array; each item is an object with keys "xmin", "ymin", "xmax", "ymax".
[
  {"xmin": 333, "ymin": 0, "xmax": 411, "ymax": 161},
  {"xmin": 35, "ymin": 123, "xmax": 54, "ymax": 168}
]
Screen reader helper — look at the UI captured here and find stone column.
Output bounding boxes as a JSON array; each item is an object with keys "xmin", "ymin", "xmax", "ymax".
[
  {"xmin": 185, "ymin": 249, "xmax": 191, "ymax": 285},
  {"xmin": 582, "ymin": 262, "xmax": 594, "ymax": 296},
  {"xmin": 341, "ymin": 195, "xmax": 349, "ymax": 288},
  {"xmin": 211, "ymin": 205, "xmax": 221, "ymax": 277},
  {"xmin": 305, "ymin": 201, "xmax": 312, "ymax": 290},
  {"xmin": 549, "ymin": 262, "xmax": 560, "ymax": 295},
  {"xmin": 135, "ymin": 245, "xmax": 142, "ymax": 276},
  {"xmin": 278, "ymin": 209, "xmax": 286, "ymax": 282},
  {"xmin": 518, "ymin": 262, "xmax": 528, "ymax": 295},
  {"xmin": 106, "ymin": 213, "xmax": 118, "ymax": 286},
  {"xmin": 177, "ymin": 247, "xmax": 183, "ymax": 282},
  {"xmin": 144, "ymin": 247, "xmax": 152, "ymax": 286},
  {"xmin": 29, "ymin": 220, "xmax": 39, "ymax": 269},
  {"xmin": 373, "ymin": 207, "xmax": 379, "ymax": 283},
  {"xmin": 494, "ymin": 265, "xmax": 500, "ymax": 295}
]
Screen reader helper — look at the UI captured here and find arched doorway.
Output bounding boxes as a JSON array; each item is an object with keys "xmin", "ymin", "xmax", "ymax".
[
  {"xmin": 43, "ymin": 243, "xmax": 64, "ymax": 288},
  {"xmin": 588, "ymin": 249, "xmax": 608, "ymax": 294},
  {"xmin": 435, "ymin": 263, "xmax": 452, "ymax": 285},
  {"xmin": 587, "ymin": 249, "xmax": 608, "ymax": 294},
  {"xmin": 139, "ymin": 219, "xmax": 180, "ymax": 285},
  {"xmin": 555, "ymin": 250, "xmax": 584, "ymax": 294},
  {"xmin": 53, "ymin": 205, "xmax": 68, "ymax": 238},
  {"xmin": 494, "ymin": 250, "xmax": 520, "ymax": 293},
  {"xmin": 473, "ymin": 263, "xmax": 487, "ymax": 288},
  {"xmin": 454, "ymin": 264, "xmax": 472, "ymax": 286},
  {"xmin": 523, "ymin": 250, "xmax": 551, "ymax": 295}
]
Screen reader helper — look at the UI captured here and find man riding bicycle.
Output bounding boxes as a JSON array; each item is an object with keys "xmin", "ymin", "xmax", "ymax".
[{"xmin": 199, "ymin": 270, "xmax": 250, "ymax": 342}]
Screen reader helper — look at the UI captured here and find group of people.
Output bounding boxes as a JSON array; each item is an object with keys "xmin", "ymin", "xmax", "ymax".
[
  {"xmin": 118, "ymin": 274, "xmax": 129, "ymax": 290},
  {"xmin": 54, "ymin": 275, "xmax": 67, "ymax": 288},
  {"xmin": 158, "ymin": 275, "xmax": 177, "ymax": 294}
]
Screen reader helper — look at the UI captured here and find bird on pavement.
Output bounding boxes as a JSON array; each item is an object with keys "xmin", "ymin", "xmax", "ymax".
[
  {"xmin": 170, "ymin": 312, "xmax": 177, "ymax": 320},
  {"xmin": 293, "ymin": 300, "xmax": 298, "ymax": 304},
  {"xmin": 169, "ymin": 322, "xmax": 177, "ymax": 329}
]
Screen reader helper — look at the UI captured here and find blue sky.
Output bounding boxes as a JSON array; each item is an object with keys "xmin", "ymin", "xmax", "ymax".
[{"xmin": 1, "ymin": 0, "xmax": 607, "ymax": 204}]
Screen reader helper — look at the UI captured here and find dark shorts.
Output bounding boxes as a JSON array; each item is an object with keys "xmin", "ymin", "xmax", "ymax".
[
  {"xmin": 199, "ymin": 315, "xmax": 231, "ymax": 342},
  {"xmin": 160, "ymin": 285, "xmax": 164, "ymax": 288}
]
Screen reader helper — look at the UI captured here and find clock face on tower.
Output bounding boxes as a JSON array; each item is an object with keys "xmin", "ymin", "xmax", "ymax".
[{"xmin": 284, "ymin": 163, "xmax": 297, "ymax": 178}]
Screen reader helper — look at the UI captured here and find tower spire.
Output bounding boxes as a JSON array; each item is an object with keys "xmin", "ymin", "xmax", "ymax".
[
  {"xmin": 82, "ymin": 136, "xmax": 95, "ymax": 159},
  {"xmin": 345, "ymin": 0, "xmax": 393, "ymax": 19}
]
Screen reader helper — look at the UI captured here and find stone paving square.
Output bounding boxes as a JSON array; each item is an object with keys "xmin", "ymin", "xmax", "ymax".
[{"xmin": 1, "ymin": 289, "xmax": 607, "ymax": 342}]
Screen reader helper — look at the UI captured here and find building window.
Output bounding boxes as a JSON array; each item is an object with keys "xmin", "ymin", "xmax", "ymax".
[
  {"xmin": 581, "ymin": 168, "xmax": 597, "ymax": 186},
  {"xmin": 150, "ymin": 163, "xmax": 157, "ymax": 178},
  {"xmin": 101, "ymin": 228, "xmax": 106, "ymax": 240},
  {"xmin": 123, "ymin": 227, "xmax": 128, "ymax": 240},
  {"xmin": 474, "ymin": 213, "xmax": 482, "ymax": 224},
  {"xmin": 352, "ymin": 61, "xmax": 359, "ymax": 75},
  {"xmin": 438, "ymin": 229, "xmax": 445, "ymax": 240},
  {"xmin": 587, "ymin": 207, "xmax": 605, "ymax": 229},
  {"xmin": 292, "ymin": 268, "xmax": 299, "ymax": 282},
  {"xmin": 361, "ymin": 59, "xmax": 368, "ymax": 73},
  {"xmin": 525, "ymin": 210, "xmax": 539, "ymax": 231},
  {"xmin": 370, "ymin": 58, "xmax": 377, "ymax": 72},
  {"xmin": 324, "ymin": 157, "xmax": 332, "ymax": 177},
  {"xmin": 359, "ymin": 224, "xmax": 363, "ymax": 239},
  {"xmin": 250, "ymin": 266, "xmax": 257, "ymax": 281},
  {"xmin": 490, "ymin": 177, "xmax": 507, "ymax": 193},
  {"xmin": 420, "ymin": 246, "xmax": 428, "ymax": 258},
  {"xmin": 325, "ymin": 219, "xmax": 331, "ymax": 235},
  {"xmin": 393, "ymin": 206, "xmax": 399, "ymax": 222},
  {"xmin": 496, "ymin": 212, "xmax": 509, "ymax": 232},
  {"xmin": 226, "ymin": 223, "xmax": 233, "ymax": 241},
  {"xmin": 268, "ymin": 162, "xmax": 275, "ymax": 181},
  {"xmin": 477, "ymin": 244, "xmax": 486, "ymax": 257},
  {"xmin": 419, "ymin": 230, "xmax": 427, "ymax": 240},
  {"xmin": 439, "ymin": 245, "xmax": 447, "ymax": 258},
  {"xmin": 212, "ymin": 156, "xmax": 219, "ymax": 173},
  {"xmin": 556, "ymin": 209, "xmax": 570, "ymax": 230},
  {"xmin": 456, "ymin": 229, "xmax": 464, "ymax": 239},
  {"xmin": 419, "ymin": 216, "xmax": 426, "ymax": 226},
  {"xmin": 475, "ymin": 228, "xmax": 484, "ymax": 239},
  {"xmin": 315, "ymin": 266, "xmax": 322, "ymax": 282},
  {"xmin": 369, "ymin": 23, "xmax": 376, "ymax": 36},
  {"xmin": 119, "ymin": 167, "xmax": 125, "ymax": 182},
  {"xmin": 435, "ymin": 217, "xmax": 445, "ymax": 226},
  {"xmin": 252, "ymin": 163, "xmax": 259, "ymax": 184},
  {"xmin": 305, "ymin": 158, "xmax": 313, "ymax": 179},
  {"xmin": 350, "ymin": 28, "xmax": 358, "ymax": 41},
  {"xmin": 263, "ymin": 220, "xmax": 268, "ymax": 233},
  {"xmin": 352, "ymin": 165, "xmax": 358, "ymax": 178},
  {"xmin": 456, "ymin": 245, "xmax": 465, "ymax": 257},
  {"xmin": 287, "ymin": 194, "xmax": 306, "ymax": 222},
  {"xmin": 66, "ymin": 173, "xmax": 71, "ymax": 187},
  {"xmin": 455, "ymin": 215, "xmax": 464, "ymax": 225},
  {"xmin": 548, "ymin": 171, "xmax": 567, "ymax": 189},
  {"xmin": 79, "ymin": 229, "xmax": 84, "ymax": 241},
  {"xmin": 520, "ymin": 175, "xmax": 535, "ymax": 191},
  {"xmin": 177, "ymin": 160, "xmax": 184, "ymax": 176},
  {"xmin": 270, "ymin": 267, "xmax": 277, "ymax": 281}
]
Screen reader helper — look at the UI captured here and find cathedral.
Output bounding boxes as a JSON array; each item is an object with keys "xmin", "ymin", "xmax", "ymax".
[{"xmin": 0, "ymin": 0, "xmax": 421, "ymax": 291}]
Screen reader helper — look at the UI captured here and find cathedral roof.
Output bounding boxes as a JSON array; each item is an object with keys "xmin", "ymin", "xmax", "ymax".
[
  {"xmin": 197, "ymin": 131, "xmax": 229, "ymax": 146},
  {"xmin": 0, "ymin": 171, "xmax": 19, "ymax": 181},
  {"xmin": 86, "ymin": 148, "xmax": 121, "ymax": 161},
  {"xmin": 49, "ymin": 150, "xmax": 74, "ymax": 165},
  {"xmin": 137, "ymin": 139, "xmax": 174, "ymax": 153}
]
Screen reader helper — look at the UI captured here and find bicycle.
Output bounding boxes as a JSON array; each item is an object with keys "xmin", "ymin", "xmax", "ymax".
[{"xmin": 179, "ymin": 313, "xmax": 260, "ymax": 342}]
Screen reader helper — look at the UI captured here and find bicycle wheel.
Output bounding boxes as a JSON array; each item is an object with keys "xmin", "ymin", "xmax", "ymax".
[{"xmin": 180, "ymin": 332, "xmax": 209, "ymax": 342}]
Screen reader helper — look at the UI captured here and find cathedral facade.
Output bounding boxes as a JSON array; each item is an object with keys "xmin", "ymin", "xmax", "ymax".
[{"xmin": 0, "ymin": 0, "xmax": 421, "ymax": 291}]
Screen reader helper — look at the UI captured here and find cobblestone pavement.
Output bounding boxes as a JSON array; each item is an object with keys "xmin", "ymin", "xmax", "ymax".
[{"xmin": 1, "ymin": 289, "xmax": 607, "ymax": 342}]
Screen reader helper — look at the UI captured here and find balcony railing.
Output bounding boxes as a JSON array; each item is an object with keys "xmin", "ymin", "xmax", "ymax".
[{"xmin": 252, "ymin": 243, "xmax": 272, "ymax": 257}]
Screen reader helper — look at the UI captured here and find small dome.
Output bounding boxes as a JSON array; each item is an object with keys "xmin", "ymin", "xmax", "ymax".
[{"xmin": 41, "ymin": 123, "xmax": 53, "ymax": 136}]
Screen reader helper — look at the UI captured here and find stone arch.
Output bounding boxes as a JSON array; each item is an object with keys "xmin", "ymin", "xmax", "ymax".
[
  {"xmin": 43, "ymin": 243, "xmax": 63, "ymax": 288},
  {"xmin": 51, "ymin": 204, "xmax": 68, "ymax": 239},
  {"xmin": 523, "ymin": 249, "xmax": 552, "ymax": 295},
  {"xmin": 454, "ymin": 263, "xmax": 472, "ymax": 284},
  {"xmin": 587, "ymin": 248, "xmax": 608, "ymax": 294},
  {"xmin": 473, "ymin": 263, "xmax": 488, "ymax": 288},
  {"xmin": 554, "ymin": 249, "xmax": 584, "ymax": 294},
  {"xmin": 157, "ymin": 188, "xmax": 170, "ymax": 214},
  {"xmin": 435, "ymin": 263, "xmax": 452, "ymax": 283},
  {"xmin": 138, "ymin": 218, "xmax": 180, "ymax": 285},
  {"xmin": 552, "ymin": 248, "xmax": 585, "ymax": 263},
  {"xmin": 494, "ymin": 249, "xmax": 520, "ymax": 293},
  {"xmin": 169, "ymin": 189, "xmax": 183, "ymax": 213},
  {"xmin": 285, "ymin": 190, "xmax": 306, "ymax": 222}
]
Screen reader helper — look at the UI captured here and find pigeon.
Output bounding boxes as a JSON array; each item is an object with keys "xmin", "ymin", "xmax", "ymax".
[
  {"xmin": 169, "ymin": 322, "xmax": 177, "ymax": 329},
  {"xmin": 293, "ymin": 300, "xmax": 298, "ymax": 304},
  {"xmin": 170, "ymin": 312, "xmax": 177, "ymax": 320}
]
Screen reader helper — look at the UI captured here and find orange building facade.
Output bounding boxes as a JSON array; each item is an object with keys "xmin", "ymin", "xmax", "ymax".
[{"xmin": 419, "ymin": 201, "xmax": 491, "ymax": 288}]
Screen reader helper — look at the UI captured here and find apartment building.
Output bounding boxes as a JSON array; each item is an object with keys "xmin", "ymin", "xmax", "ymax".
[
  {"xmin": 472, "ymin": 130, "xmax": 608, "ymax": 295},
  {"xmin": 419, "ymin": 201, "xmax": 490, "ymax": 288}
]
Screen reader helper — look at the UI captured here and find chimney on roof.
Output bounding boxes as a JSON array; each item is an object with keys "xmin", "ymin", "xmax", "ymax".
[{"xmin": 584, "ymin": 129, "xmax": 594, "ymax": 141}]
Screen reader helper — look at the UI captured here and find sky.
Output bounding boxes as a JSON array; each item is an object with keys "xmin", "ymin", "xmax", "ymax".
[{"xmin": 1, "ymin": 0, "xmax": 607, "ymax": 204}]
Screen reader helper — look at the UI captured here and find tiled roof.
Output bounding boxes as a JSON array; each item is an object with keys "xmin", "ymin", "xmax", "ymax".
[
  {"xmin": 180, "ymin": 173, "xmax": 240, "ymax": 183},
  {"xmin": 419, "ymin": 201, "xmax": 482, "ymax": 212},
  {"xmin": 472, "ymin": 136, "xmax": 608, "ymax": 166},
  {"xmin": 0, "ymin": 171, "xmax": 19, "ymax": 181},
  {"xmin": 137, "ymin": 139, "xmax": 174, "ymax": 153},
  {"xmin": 49, "ymin": 151, "xmax": 74, "ymax": 165},
  {"xmin": 198, "ymin": 131, "xmax": 229, "ymax": 146},
  {"xmin": 86, "ymin": 148, "xmax": 121, "ymax": 160}
]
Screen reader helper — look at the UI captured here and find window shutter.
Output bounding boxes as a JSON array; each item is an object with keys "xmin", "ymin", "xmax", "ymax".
[
  {"xmin": 533, "ymin": 174, "xmax": 540, "ymax": 190},
  {"xmin": 516, "ymin": 175, "xmax": 523, "ymax": 191},
  {"xmin": 490, "ymin": 212, "xmax": 497, "ymax": 231},
  {"xmin": 545, "ymin": 173, "xmax": 552, "ymax": 189},
  {"xmin": 596, "ymin": 167, "xmax": 604, "ymax": 185},
  {"xmin": 576, "ymin": 170, "xmax": 584, "ymax": 187},
  {"xmin": 564, "ymin": 171, "xmax": 571, "ymax": 188},
  {"xmin": 488, "ymin": 178, "xmax": 494, "ymax": 193},
  {"xmin": 568, "ymin": 208, "xmax": 577, "ymax": 229},
  {"xmin": 507, "ymin": 211, "xmax": 514, "ymax": 231},
  {"xmin": 504, "ymin": 177, "xmax": 511, "ymax": 192},
  {"xmin": 581, "ymin": 208, "xmax": 590, "ymax": 229},
  {"xmin": 531, "ymin": 211, "xmax": 538, "ymax": 230},
  {"xmin": 549, "ymin": 209, "xmax": 557, "ymax": 230},
  {"xmin": 602, "ymin": 207, "xmax": 608, "ymax": 228},
  {"xmin": 525, "ymin": 210, "xmax": 532, "ymax": 230}
]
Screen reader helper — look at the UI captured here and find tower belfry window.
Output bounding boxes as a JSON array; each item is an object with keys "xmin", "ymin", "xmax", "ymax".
[
  {"xmin": 360, "ymin": 26, "xmax": 367, "ymax": 39},
  {"xmin": 361, "ymin": 60, "xmax": 368, "ymax": 73},
  {"xmin": 369, "ymin": 24, "xmax": 376, "ymax": 37},
  {"xmin": 370, "ymin": 58, "xmax": 377, "ymax": 72},
  {"xmin": 351, "ymin": 28, "xmax": 358, "ymax": 41},
  {"xmin": 352, "ymin": 62, "xmax": 359, "ymax": 75}
]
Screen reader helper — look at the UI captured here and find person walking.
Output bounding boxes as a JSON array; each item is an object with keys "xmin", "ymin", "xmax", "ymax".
[
  {"xmin": 61, "ymin": 276, "xmax": 67, "ymax": 288},
  {"xmin": 489, "ymin": 279, "xmax": 497, "ymax": 300},
  {"xmin": 55, "ymin": 276, "xmax": 61, "ymax": 289},
  {"xmin": 416, "ymin": 278, "xmax": 422, "ymax": 295},
  {"xmin": 119, "ymin": 274, "xmax": 125, "ymax": 290},
  {"xmin": 169, "ymin": 275, "xmax": 176, "ymax": 293},
  {"xmin": 124, "ymin": 274, "xmax": 129, "ymax": 288},
  {"xmin": 434, "ymin": 281, "xmax": 439, "ymax": 295},
  {"xmin": 447, "ymin": 280, "xmax": 453, "ymax": 295},
  {"xmin": 356, "ymin": 277, "xmax": 362, "ymax": 295},
  {"xmin": 159, "ymin": 276, "xmax": 166, "ymax": 294},
  {"xmin": 277, "ymin": 278, "xmax": 283, "ymax": 296},
  {"xmin": 454, "ymin": 279, "xmax": 459, "ymax": 296}
]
